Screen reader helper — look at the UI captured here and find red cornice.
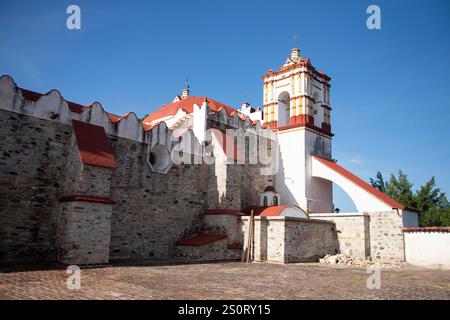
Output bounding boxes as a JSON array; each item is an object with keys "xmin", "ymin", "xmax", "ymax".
[
  {"xmin": 262, "ymin": 65, "xmax": 331, "ymax": 82},
  {"xmin": 272, "ymin": 116, "xmax": 333, "ymax": 137}
]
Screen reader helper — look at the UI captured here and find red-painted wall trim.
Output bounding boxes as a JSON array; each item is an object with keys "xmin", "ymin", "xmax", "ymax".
[
  {"xmin": 59, "ymin": 195, "xmax": 115, "ymax": 204},
  {"xmin": 204, "ymin": 209, "xmax": 246, "ymax": 216},
  {"xmin": 175, "ymin": 233, "xmax": 227, "ymax": 246},
  {"xmin": 276, "ymin": 118, "xmax": 334, "ymax": 137}
]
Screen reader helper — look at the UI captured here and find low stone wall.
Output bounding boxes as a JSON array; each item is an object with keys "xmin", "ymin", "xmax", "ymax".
[
  {"xmin": 367, "ymin": 211, "xmax": 405, "ymax": 263},
  {"xmin": 404, "ymin": 227, "xmax": 450, "ymax": 269},
  {"xmin": 310, "ymin": 211, "xmax": 406, "ymax": 263},
  {"xmin": 241, "ymin": 216, "xmax": 336, "ymax": 263},
  {"xmin": 175, "ymin": 238, "xmax": 241, "ymax": 261},
  {"xmin": 309, "ymin": 213, "xmax": 369, "ymax": 258}
]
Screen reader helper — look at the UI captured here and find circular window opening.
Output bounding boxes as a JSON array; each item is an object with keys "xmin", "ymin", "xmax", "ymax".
[{"xmin": 148, "ymin": 143, "xmax": 172, "ymax": 174}]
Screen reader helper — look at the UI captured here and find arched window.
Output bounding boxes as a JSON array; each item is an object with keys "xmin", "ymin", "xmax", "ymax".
[
  {"xmin": 273, "ymin": 196, "xmax": 278, "ymax": 206},
  {"xmin": 277, "ymin": 91, "xmax": 290, "ymax": 127},
  {"xmin": 263, "ymin": 196, "xmax": 268, "ymax": 207},
  {"xmin": 313, "ymin": 92, "xmax": 321, "ymax": 125}
]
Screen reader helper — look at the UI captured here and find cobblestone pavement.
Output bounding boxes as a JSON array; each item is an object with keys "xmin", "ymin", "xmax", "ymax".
[{"xmin": 0, "ymin": 260, "xmax": 449, "ymax": 300}]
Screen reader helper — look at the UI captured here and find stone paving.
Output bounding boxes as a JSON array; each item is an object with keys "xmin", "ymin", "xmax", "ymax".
[{"xmin": 0, "ymin": 260, "xmax": 449, "ymax": 300}]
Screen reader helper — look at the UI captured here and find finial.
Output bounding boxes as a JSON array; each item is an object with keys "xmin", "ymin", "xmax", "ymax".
[{"xmin": 181, "ymin": 77, "xmax": 190, "ymax": 99}]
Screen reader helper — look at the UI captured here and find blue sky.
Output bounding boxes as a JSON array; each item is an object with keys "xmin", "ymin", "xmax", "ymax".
[{"xmin": 1, "ymin": 0, "xmax": 449, "ymax": 211}]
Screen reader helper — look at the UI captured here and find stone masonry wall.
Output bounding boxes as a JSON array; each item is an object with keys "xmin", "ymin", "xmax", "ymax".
[
  {"xmin": 283, "ymin": 218, "xmax": 336, "ymax": 263},
  {"xmin": 242, "ymin": 217, "xmax": 336, "ymax": 263},
  {"xmin": 56, "ymin": 143, "xmax": 114, "ymax": 264},
  {"xmin": 0, "ymin": 110, "xmax": 71, "ymax": 262},
  {"xmin": 310, "ymin": 211, "xmax": 405, "ymax": 263},
  {"xmin": 63, "ymin": 141, "xmax": 114, "ymax": 197},
  {"xmin": 175, "ymin": 238, "xmax": 241, "ymax": 261},
  {"xmin": 241, "ymin": 217, "xmax": 286, "ymax": 263},
  {"xmin": 56, "ymin": 201, "xmax": 112, "ymax": 264},
  {"xmin": 0, "ymin": 106, "xmax": 271, "ymax": 263},
  {"xmin": 107, "ymin": 137, "xmax": 209, "ymax": 260},
  {"xmin": 204, "ymin": 214, "xmax": 242, "ymax": 245},
  {"xmin": 368, "ymin": 211, "xmax": 405, "ymax": 263},
  {"xmin": 309, "ymin": 213, "xmax": 370, "ymax": 258}
]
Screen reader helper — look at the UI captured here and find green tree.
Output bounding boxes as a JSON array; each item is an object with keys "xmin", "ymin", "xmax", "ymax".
[
  {"xmin": 370, "ymin": 171, "xmax": 450, "ymax": 227},
  {"xmin": 369, "ymin": 171, "xmax": 386, "ymax": 193},
  {"xmin": 139, "ymin": 114, "xmax": 149, "ymax": 122}
]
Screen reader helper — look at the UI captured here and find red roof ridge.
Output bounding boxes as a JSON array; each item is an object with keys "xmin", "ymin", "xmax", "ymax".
[{"xmin": 311, "ymin": 154, "xmax": 405, "ymax": 209}]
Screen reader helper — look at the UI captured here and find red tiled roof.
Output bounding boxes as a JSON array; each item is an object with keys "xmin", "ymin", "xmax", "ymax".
[
  {"xmin": 259, "ymin": 205, "xmax": 290, "ymax": 217},
  {"xmin": 72, "ymin": 120, "xmax": 117, "ymax": 169},
  {"xmin": 175, "ymin": 233, "xmax": 227, "ymax": 246},
  {"xmin": 312, "ymin": 155, "xmax": 405, "ymax": 209},
  {"xmin": 59, "ymin": 195, "xmax": 115, "ymax": 204},
  {"xmin": 142, "ymin": 96, "xmax": 247, "ymax": 124}
]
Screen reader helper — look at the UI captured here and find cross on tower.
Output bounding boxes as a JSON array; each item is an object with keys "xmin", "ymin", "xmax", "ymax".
[{"xmin": 293, "ymin": 34, "xmax": 299, "ymax": 48}]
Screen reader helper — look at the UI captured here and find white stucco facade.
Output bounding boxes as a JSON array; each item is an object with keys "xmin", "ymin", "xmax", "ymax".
[{"xmin": 404, "ymin": 230, "xmax": 450, "ymax": 269}]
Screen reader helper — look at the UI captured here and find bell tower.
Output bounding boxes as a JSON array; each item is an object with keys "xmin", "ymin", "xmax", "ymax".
[
  {"xmin": 263, "ymin": 48, "xmax": 334, "ymax": 213},
  {"xmin": 262, "ymin": 47, "xmax": 332, "ymax": 132}
]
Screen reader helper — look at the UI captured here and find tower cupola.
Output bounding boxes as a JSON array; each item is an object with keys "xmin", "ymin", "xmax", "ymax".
[{"xmin": 181, "ymin": 86, "xmax": 190, "ymax": 99}]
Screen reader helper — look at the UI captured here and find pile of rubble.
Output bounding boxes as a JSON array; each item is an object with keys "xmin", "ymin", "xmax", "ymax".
[{"xmin": 319, "ymin": 254, "xmax": 401, "ymax": 268}]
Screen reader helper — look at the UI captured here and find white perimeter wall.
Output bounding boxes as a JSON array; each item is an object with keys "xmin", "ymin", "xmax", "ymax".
[{"xmin": 404, "ymin": 231, "xmax": 450, "ymax": 269}]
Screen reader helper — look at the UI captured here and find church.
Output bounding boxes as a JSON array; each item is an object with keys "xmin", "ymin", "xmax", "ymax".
[{"xmin": 0, "ymin": 48, "xmax": 418, "ymax": 265}]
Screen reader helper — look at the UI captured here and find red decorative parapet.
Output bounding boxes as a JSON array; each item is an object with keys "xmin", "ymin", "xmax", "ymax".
[{"xmin": 403, "ymin": 227, "xmax": 450, "ymax": 233}]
